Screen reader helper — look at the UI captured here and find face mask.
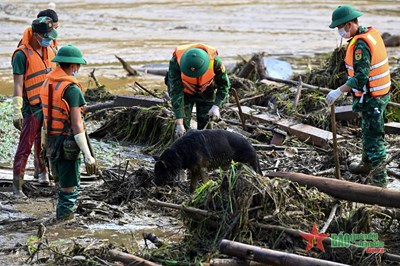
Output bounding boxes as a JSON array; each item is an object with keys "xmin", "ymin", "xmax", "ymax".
[
  {"xmin": 338, "ymin": 27, "xmax": 351, "ymax": 39},
  {"xmin": 36, "ymin": 35, "xmax": 52, "ymax": 47},
  {"xmin": 72, "ymin": 71, "xmax": 78, "ymax": 77}
]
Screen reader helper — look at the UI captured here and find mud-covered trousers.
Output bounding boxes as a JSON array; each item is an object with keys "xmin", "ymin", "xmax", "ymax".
[
  {"xmin": 353, "ymin": 94, "xmax": 390, "ymax": 186},
  {"xmin": 13, "ymin": 113, "xmax": 46, "ymax": 178}
]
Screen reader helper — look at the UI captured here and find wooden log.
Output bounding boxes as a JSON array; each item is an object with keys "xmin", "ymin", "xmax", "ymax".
[
  {"xmin": 265, "ymin": 172, "xmax": 400, "ymax": 208},
  {"xmin": 231, "ymin": 106, "xmax": 344, "ymax": 147},
  {"xmin": 238, "ymin": 60, "xmax": 256, "ymax": 79},
  {"xmin": 85, "ymin": 101, "xmax": 116, "ymax": 113},
  {"xmin": 252, "ymin": 53, "xmax": 268, "ymax": 80},
  {"xmin": 330, "ymin": 105, "xmax": 341, "ymax": 179},
  {"xmin": 109, "ymin": 249, "xmax": 160, "ymax": 266},
  {"xmin": 259, "ymin": 77, "xmax": 400, "ymax": 108},
  {"xmin": 114, "ymin": 95, "xmax": 163, "ymax": 108},
  {"xmin": 115, "ymin": 55, "xmax": 139, "ymax": 76},
  {"xmin": 209, "ymin": 258, "xmax": 266, "ymax": 266},
  {"xmin": 219, "ymin": 239, "xmax": 348, "ymax": 266},
  {"xmin": 147, "ymin": 199, "xmax": 216, "ymax": 217}
]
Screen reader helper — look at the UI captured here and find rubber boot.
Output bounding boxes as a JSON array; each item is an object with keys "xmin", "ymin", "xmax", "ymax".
[
  {"xmin": 56, "ymin": 188, "xmax": 78, "ymax": 220},
  {"xmin": 349, "ymin": 161, "xmax": 372, "ymax": 174},
  {"xmin": 12, "ymin": 174, "xmax": 27, "ymax": 198},
  {"xmin": 38, "ymin": 172, "xmax": 50, "ymax": 186}
]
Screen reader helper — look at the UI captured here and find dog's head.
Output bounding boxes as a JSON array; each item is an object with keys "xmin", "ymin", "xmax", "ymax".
[{"xmin": 153, "ymin": 156, "xmax": 176, "ymax": 186}]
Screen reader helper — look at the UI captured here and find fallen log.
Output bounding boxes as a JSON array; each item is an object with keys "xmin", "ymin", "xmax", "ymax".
[
  {"xmin": 115, "ymin": 55, "xmax": 139, "ymax": 76},
  {"xmin": 147, "ymin": 199, "xmax": 215, "ymax": 217},
  {"xmin": 109, "ymin": 249, "xmax": 160, "ymax": 266},
  {"xmin": 219, "ymin": 239, "xmax": 348, "ymax": 266},
  {"xmin": 85, "ymin": 101, "xmax": 115, "ymax": 113},
  {"xmin": 265, "ymin": 172, "xmax": 400, "ymax": 208},
  {"xmin": 259, "ymin": 77, "xmax": 400, "ymax": 108}
]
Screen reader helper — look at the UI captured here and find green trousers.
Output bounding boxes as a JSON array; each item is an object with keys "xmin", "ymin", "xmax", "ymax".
[
  {"xmin": 183, "ymin": 92, "xmax": 215, "ymax": 130},
  {"xmin": 353, "ymin": 94, "xmax": 390, "ymax": 186}
]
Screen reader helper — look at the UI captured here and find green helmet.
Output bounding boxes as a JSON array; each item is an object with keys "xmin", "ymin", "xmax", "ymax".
[
  {"xmin": 180, "ymin": 48, "xmax": 210, "ymax": 78},
  {"xmin": 52, "ymin": 45, "xmax": 87, "ymax": 64},
  {"xmin": 329, "ymin": 5, "xmax": 363, "ymax": 29}
]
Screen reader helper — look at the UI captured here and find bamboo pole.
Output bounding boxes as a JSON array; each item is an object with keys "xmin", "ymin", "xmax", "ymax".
[
  {"xmin": 265, "ymin": 172, "xmax": 400, "ymax": 208},
  {"xmin": 219, "ymin": 239, "xmax": 348, "ymax": 266},
  {"xmin": 330, "ymin": 105, "xmax": 341, "ymax": 179},
  {"xmin": 109, "ymin": 249, "xmax": 160, "ymax": 266},
  {"xmin": 231, "ymin": 88, "xmax": 247, "ymax": 130}
]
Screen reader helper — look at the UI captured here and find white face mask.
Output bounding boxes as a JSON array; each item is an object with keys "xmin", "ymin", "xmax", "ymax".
[{"xmin": 338, "ymin": 27, "xmax": 351, "ymax": 39}]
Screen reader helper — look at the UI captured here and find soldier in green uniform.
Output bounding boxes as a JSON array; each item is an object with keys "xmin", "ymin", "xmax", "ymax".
[
  {"xmin": 167, "ymin": 44, "xmax": 230, "ymax": 137},
  {"xmin": 40, "ymin": 45, "xmax": 96, "ymax": 220},
  {"xmin": 326, "ymin": 5, "xmax": 391, "ymax": 186}
]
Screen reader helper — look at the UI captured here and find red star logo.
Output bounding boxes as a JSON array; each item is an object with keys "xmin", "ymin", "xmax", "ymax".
[{"xmin": 300, "ymin": 224, "xmax": 330, "ymax": 252}]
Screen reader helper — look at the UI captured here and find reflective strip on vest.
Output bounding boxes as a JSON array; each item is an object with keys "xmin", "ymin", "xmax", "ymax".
[
  {"xmin": 344, "ymin": 27, "xmax": 391, "ymax": 98},
  {"xmin": 13, "ymin": 44, "xmax": 56, "ymax": 106}
]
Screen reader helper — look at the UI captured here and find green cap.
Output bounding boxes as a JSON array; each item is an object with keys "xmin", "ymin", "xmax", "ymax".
[
  {"xmin": 32, "ymin": 16, "xmax": 58, "ymax": 40},
  {"xmin": 52, "ymin": 45, "xmax": 87, "ymax": 64},
  {"xmin": 180, "ymin": 48, "xmax": 210, "ymax": 78},
  {"xmin": 329, "ymin": 5, "xmax": 363, "ymax": 29}
]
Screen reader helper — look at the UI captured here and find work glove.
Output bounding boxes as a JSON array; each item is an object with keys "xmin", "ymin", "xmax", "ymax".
[
  {"xmin": 74, "ymin": 132, "xmax": 97, "ymax": 175},
  {"xmin": 175, "ymin": 118, "xmax": 186, "ymax": 139},
  {"xmin": 12, "ymin": 96, "xmax": 23, "ymax": 131},
  {"xmin": 325, "ymin": 88, "xmax": 343, "ymax": 105},
  {"xmin": 207, "ymin": 105, "xmax": 220, "ymax": 121}
]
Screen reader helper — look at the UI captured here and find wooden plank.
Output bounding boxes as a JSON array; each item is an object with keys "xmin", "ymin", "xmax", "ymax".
[
  {"xmin": 335, "ymin": 105, "xmax": 359, "ymax": 121},
  {"xmin": 230, "ymin": 106, "xmax": 343, "ymax": 147},
  {"xmin": 114, "ymin": 95, "xmax": 163, "ymax": 108},
  {"xmin": 385, "ymin": 122, "xmax": 400, "ymax": 135}
]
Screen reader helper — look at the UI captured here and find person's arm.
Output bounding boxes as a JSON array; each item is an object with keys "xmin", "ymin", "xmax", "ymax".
[
  {"xmin": 212, "ymin": 56, "xmax": 230, "ymax": 107},
  {"xmin": 345, "ymin": 39, "xmax": 371, "ymax": 91},
  {"xmin": 168, "ymin": 56, "xmax": 185, "ymax": 119},
  {"xmin": 12, "ymin": 51, "xmax": 26, "ymax": 130}
]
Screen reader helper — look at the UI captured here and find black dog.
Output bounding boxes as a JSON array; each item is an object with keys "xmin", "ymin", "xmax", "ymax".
[{"xmin": 153, "ymin": 129, "xmax": 262, "ymax": 192}]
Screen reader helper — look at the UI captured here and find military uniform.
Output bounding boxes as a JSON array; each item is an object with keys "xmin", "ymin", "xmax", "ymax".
[
  {"xmin": 348, "ymin": 26, "xmax": 390, "ymax": 186},
  {"xmin": 168, "ymin": 47, "xmax": 230, "ymax": 130}
]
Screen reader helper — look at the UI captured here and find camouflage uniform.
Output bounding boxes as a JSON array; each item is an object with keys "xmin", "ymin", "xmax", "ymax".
[
  {"xmin": 168, "ymin": 55, "xmax": 230, "ymax": 129},
  {"xmin": 349, "ymin": 26, "xmax": 390, "ymax": 186}
]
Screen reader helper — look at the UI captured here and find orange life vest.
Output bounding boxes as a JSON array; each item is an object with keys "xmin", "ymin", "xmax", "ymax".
[
  {"xmin": 12, "ymin": 32, "xmax": 57, "ymax": 106},
  {"xmin": 345, "ymin": 27, "xmax": 391, "ymax": 99},
  {"xmin": 40, "ymin": 67, "xmax": 84, "ymax": 136},
  {"xmin": 174, "ymin": 44, "xmax": 217, "ymax": 95}
]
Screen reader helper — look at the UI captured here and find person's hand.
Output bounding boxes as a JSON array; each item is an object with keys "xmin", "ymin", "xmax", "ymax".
[
  {"xmin": 12, "ymin": 96, "xmax": 23, "ymax": 130},
  {"xmin": 175, "ymin": 118, "xmax": 186, "ymax": 139},
  {"xmin": 207, "ymin": 105, "xmax": 220, "ymax": 121},
  {"xmin": 74, "ymin": 132, "xmax": 97, "ymax": 175},
  {"xmin": 84, "ymin": 155, "xmax": 97, "ymax": 175},
  {"xmin": 325, "ymin": 88, "xmax": 343, "ymax": 105}
]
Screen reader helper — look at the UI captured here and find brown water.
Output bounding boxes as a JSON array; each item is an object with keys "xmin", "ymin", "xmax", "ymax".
[{"xmin": 1, "ymin": 0, "xmax": 399, "ymax": 95}]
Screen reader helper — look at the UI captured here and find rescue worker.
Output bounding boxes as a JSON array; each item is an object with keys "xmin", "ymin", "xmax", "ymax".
[
  {"xmin": 167, "ymin": 43, "xmax": 231, "ymax": 137},
  {"xmin": 40, "ymin": 45, "xmax": 97, "ymax": 220},
  {"xmin": 326, "ymin": 5, "xmax": 391, "ymax": 187},
  {"xmin": 18, "ymin": 9, "xmax": 59, "ymax": 49},
  {"xmin": 17, "ymin": 9, "xmax": 59, "ymax": 181},
  {"xmin": 12, "ymin": 17, "xmax": 58, "ymax": 197}
]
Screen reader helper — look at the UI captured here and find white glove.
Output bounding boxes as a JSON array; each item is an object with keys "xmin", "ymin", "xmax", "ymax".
[
  {"xmin": 208, "ymin": 105, "xmax": 220, "ymax": 121},
  {"xmin": 325, "ymin": 88, "xmax": 343, "ymax": 105},
  {"xmin": 74, "ymin": 132, "xmax": 97, "ymax": 175},
  {"xmin": 12, "ymin": 96, "xmax": 23, "ymax": 130},
  {"xmin": 175, "ymin": 118, "xmax": 186, "ymax": 139}
]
